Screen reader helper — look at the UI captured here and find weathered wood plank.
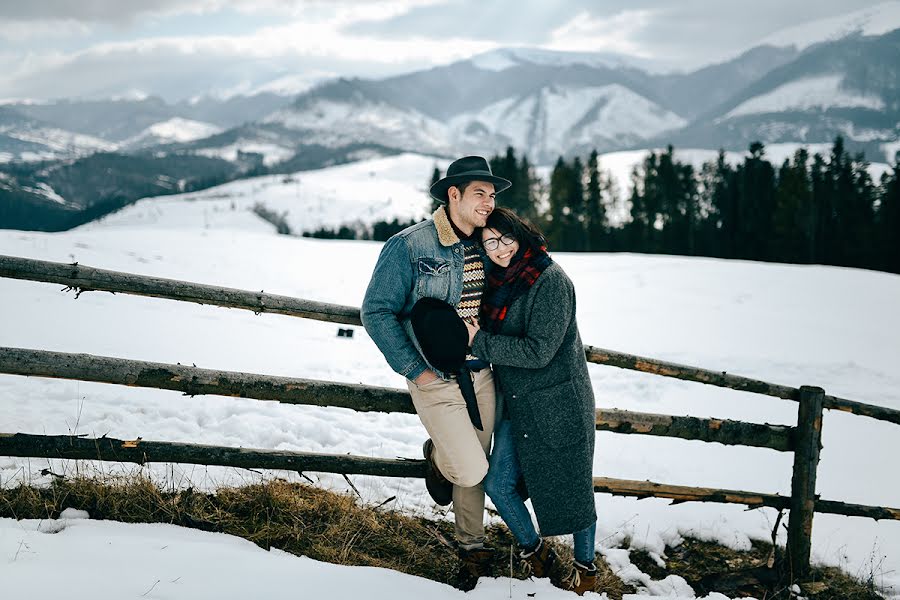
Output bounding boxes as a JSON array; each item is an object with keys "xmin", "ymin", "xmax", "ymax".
[
  {"xmin": 592, "ymin": 476, "xmax": 791, "ymax": 510},
  {"xmin": 0, "ymin": 254, "xmax": 362, "ymax": 325},
  {"xmin": 0, "ymin": 347, "xmax": 415, "ymax": 414},
  {"xmin": 0, "ymin": 432, "xmax": 425, "ymax": 478},
  {"xmin": 585, "ymin": 345, "xmax": 800, "ymax": 399},
  {"xmin": 2, "ymin": 432, "xmax": 897, "ymax": 521},
  {"xmin": 592, "ymin": 476, "xmax": 900, "ymax": 521},
  {"xmin": 787, "ymin": 386, "xmax": 824, "ymax": 579},
  {"xmin": 814, "ymin": 499, "xmax": 900, "ymax": 521},
  {"xmin": 596, "ymin": 408, "xmax": 794, "ymax": 451},
  {"xmin": 585, "ymin": 345, "xmax": 900, "ymax": 426}
]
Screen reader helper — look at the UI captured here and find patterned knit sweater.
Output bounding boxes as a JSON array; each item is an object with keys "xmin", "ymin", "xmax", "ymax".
[{"xmin": 446, "ymin": 216, "xmax": 486, "ymax": 361}]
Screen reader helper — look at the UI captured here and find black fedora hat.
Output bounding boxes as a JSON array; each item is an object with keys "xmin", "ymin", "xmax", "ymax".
[
  {"xmin": 410, "ymin": 297, "xmax": 484, "ymax": 431},
  {"xmin": 430, "ymin": 156, "xmax": 512, "ymax": 203}
]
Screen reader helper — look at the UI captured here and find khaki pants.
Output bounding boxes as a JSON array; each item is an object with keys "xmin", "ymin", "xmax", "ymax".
[{"xmin": 407, "ymin": 369, "xmax": 496, "ymax": 547}]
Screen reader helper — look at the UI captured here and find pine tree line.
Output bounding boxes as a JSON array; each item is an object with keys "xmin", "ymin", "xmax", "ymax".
[{"xmin": 469, "ymin": 141, "xmax": 900, "ymax": 275}]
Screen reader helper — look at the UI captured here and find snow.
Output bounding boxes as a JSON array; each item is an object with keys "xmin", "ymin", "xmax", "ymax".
[
  {"xmin": 469, "ymin": 47, "xmax": 677, "ymax": 75},
  {"xmin": 265, "ymin": 98, "xmax": 450, "ymax": 155},
  {"xmin": 22, "ymin": 182, "xmax": 66, "ymax": 205},
  {"xmin": 193, "ymin": 140, "xmax": 295, "ymax": 167},
  {"xmin": 0, "ymin": 125, "xmax": 115, "ymax": 160},
  {"xmin": 882, "ymin": 140, "xmax": 900, "ymax": 164},
  {"xmin": 725, "ymin": 75, "xmax": 885, "ymax": 119},
  {"xmin": 759, "ymin": 1, "xmax": 900, "ymax": 51},
  {"xmin": 124, "ymin": 117, "xmax": 223, "ymax": 146},
  {"xmin": 250, "ymin": 73, "xmax": 326, "ymax": 97},
  {"xmin": 450, "ymin": 85, "xmax": 686, "ymax": 161},
  {"xmin": 0, "ymin": 153, "xmax": 899, "ymax": 598},
  {"xmin": 81, "ymin": 153, "xmax": 443, "ymax": 234},
  {"xmin": 264, "ymin": 84, "xmax": 685, "ymax": 162}
]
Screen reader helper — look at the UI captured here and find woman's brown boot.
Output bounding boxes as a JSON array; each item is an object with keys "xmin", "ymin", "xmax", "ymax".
[
  {"xmin": 519, "ymin": 539, "xmax": 556, "ymax": 579},
  {"xmin": 562, "ymin": 560, "xmax": 597, "ymax": 595}
]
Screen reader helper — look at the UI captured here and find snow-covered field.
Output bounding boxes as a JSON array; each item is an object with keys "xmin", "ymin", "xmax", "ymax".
[
  {"xmin": 1, "ymin": 154, "xmax": 899, "ymax": 599},
  {"xmin": 81, "ymin": 153, "xmax": 441, "ymax": 235}
]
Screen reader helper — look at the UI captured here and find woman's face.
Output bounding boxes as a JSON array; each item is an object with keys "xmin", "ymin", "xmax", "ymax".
[{"xmin": 481, "ymin": 227, "xmax": 519, "ymax": 267}]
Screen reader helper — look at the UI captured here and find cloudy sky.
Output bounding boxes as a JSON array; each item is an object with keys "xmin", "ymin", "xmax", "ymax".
[{"xmin": 0, "ymin": 0, "xmax": 888, "ymax": 102}]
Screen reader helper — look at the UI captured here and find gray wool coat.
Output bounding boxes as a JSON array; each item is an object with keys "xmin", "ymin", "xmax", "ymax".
[{"xmin": 471, "ymin": 261, "xmax": 596, "ymax": 536}]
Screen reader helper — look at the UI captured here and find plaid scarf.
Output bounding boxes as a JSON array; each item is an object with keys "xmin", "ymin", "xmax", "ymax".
[{"xmin": 480, "ymin": 245, "xmax": 552, "ymax": 334}]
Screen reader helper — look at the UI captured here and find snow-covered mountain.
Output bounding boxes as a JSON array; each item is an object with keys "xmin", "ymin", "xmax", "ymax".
[
  {"xmin": 759, "ymin": 0, "xmax": 900, "ymax": 50},
  {"xmin": 174, "ymin": 22, "xmax": 900, "ymax": 166},
  {"xmin": 263, "ymin": 84, "xmax": 452, "ymax": 155},
  {"xmin": 0, "ymin": 91, "xmax": 291, "ymax": 159},
  {"xmin": 662, "ymin": 28, "xmax": 900, "ymax": 160},
  {"xmin": 448, "ymin": 84, "xmax": 686, "ymax": 161},
  {"xmin": 0, "ymin": 106, "xmax": 115, "ymax": 163}
]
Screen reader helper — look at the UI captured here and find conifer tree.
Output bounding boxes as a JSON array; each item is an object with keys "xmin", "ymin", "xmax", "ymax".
[
  {"xmin": 701, "ymin": 151, "xmax": 736, "ymax": 258},
  {"xmin": 773, "ymin": 149, "xmax": 812, "ymax": 263},
  {"xmin": 877, "ymin": 159, "xmax": 900, "ymax": 273},
  {"xmin": 547, "ymin": 156, "xmax": 573, "ymax": 250},
  {"xmin": 734, "ymin": 142, "xmax": 776, "ymax": 260},
  {"xmin": 809, "ymin": 152, "xmax": 830, "ymax": 264},
  {"xmin": 585, "ymin": 149, "xmax": 608, "ymax": 251},
  {"xmin": 515, "ymin": 154, "xmax": 538, "ymax": 221},
  {"xmin": 569, "ymin": 156, "xmax": 587, "ymax": 251},
  {"xmin": 429, "ymin": 166, "xmax": 442, "ymax": 212}
]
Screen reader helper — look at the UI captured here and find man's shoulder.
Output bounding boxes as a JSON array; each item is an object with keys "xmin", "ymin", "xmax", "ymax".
[{"xmin": 390, "ymin": 217, "xmax": 436, "ymax": 243}]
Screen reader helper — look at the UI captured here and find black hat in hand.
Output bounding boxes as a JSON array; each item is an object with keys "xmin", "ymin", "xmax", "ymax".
[{"xmin": 410, "ymin": 297, "xmax": 483, "ymax": 431}]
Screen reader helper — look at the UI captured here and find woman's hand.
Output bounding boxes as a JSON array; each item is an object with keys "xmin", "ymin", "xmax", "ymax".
[{"xmin": 465, "ymin": 318, "xmax": 480, "ymax": 346}]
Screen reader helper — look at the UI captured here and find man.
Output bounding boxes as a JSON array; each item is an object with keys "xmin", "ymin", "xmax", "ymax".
[{"xmin": 361, "ymin": 156, "xmax": 511, "ymax": 590}]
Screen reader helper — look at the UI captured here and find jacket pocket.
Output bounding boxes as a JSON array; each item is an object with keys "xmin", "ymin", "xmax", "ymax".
[
  {"xmin": 415, "ymin": 257, "xmax": 451, "ymax": 298},
  {"xmin": 526, "ymin": 380, "xmax": 586, "ymax": 450}
]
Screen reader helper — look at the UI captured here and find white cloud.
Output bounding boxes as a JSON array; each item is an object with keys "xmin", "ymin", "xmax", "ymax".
[
  {"xmin": 0, "ymin": 0, "xmax": 481, "ymax": 101},
  {"xmin": 546, "ymin": 9, "xmax": 656, "ymax": 57},
  {"xmin": 0, "ymin": 8, "xmax": 496, "ymax": 101},
  {"xmin": 0, "ymin": 0, "xmax": 444, "ymax": 24},
  {"xmin": 0, "ymin": 19, "xmax": 92, "ymax": 42}
]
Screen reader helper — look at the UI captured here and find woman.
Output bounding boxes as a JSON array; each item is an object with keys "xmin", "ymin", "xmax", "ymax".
[{"xmin": 465, "ymin": 207, "xmax": 597, "ymax": 595}]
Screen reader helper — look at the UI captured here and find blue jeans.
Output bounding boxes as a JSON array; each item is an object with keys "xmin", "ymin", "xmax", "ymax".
[{"xmin": 484, "ymin": 419, "xmax": 597, "ymax": 564}]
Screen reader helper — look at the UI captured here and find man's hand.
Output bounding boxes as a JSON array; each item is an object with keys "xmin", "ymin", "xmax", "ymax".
[
  {"xmin": 414, "ymin": 369, "xmax": 439, "ymax": 386},
  {"xmin": 464, "ymin": 318, "xmax": 480, "ymax": 346}
]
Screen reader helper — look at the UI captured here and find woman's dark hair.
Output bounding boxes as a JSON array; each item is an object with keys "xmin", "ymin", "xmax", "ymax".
[{"xmin": 482, "ymin": 207, "xmax": 547, "ymax": 254}]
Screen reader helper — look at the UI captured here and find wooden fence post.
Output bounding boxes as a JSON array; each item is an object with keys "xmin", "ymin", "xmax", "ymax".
[{"xmin": 787, "ymin": 385, "xmax": 825, "ymax": 580}]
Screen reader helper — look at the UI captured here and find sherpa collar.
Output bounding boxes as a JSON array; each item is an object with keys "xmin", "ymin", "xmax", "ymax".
[{"xmin": 433, "ymin": 205, "xmax": 460, "ymax": 247}]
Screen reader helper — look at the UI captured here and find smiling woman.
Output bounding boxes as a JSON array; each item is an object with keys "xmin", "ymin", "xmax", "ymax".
[{"xmin": 467, "ymin": 206, "xmax": 600, "ymax": 594}]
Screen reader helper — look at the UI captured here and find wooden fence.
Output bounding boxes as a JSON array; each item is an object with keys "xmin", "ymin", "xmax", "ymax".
[{"xmin": 1, "ymin": 254, "xmax": 898, "ymax": 579}]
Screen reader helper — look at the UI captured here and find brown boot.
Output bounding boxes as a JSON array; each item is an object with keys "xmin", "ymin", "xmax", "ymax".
[
  {"xmin": 422, "ymin": 439, "xmax": 452, "ymax": 506},
  {"xmin": 562, "ymin": 560, "xmax": 597, "ymax": 596},
  {"xmin": 456, "ymin": 546, "xmax": 494, "ymax": 591},
  {"xmin": 519, "ymin": 539, "xmax": 556, "ymax": 579}
]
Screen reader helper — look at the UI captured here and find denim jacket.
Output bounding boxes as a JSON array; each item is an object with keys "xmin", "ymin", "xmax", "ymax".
[{"xmin": 361, "ymin": 206, "xmax": 488, "ymax": 381}]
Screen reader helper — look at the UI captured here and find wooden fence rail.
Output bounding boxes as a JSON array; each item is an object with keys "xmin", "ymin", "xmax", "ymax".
[
  {"xmin": 2, "ymin": 254, "xmax": 897, "ymax": 426},
  {"xmin": 0, "ymin": 346, "xmax": 794, "ymax": 451},
  {"xmin": 2, "ymin": 432, "xmax": 896, "ymax": 522}
]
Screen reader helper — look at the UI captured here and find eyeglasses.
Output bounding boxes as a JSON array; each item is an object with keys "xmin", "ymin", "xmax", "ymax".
[{"xmin": 482, "ymin": 233, "xmax": 516, "ymax": 251}]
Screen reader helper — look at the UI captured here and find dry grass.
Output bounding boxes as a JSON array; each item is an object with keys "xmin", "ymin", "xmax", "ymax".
[
  {"xmin": 631, "ymin": 537, "xmax": 887, "ymax": 600},
  {"xmin": 0, "ymin": 475, "xmax": 887, "ymax": 598}
]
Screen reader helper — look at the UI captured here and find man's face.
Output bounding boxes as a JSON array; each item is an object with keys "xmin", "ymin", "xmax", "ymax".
[{"xmin": 448, "ymin": 180, "xmax": 495, "ymax": 235}]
